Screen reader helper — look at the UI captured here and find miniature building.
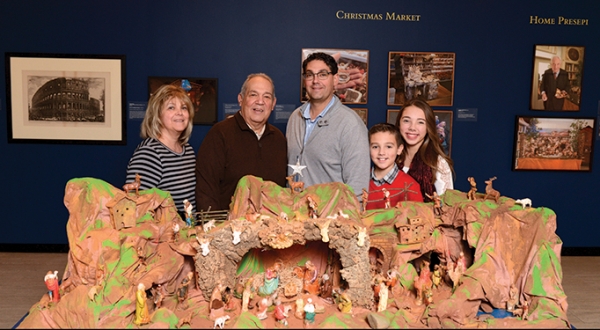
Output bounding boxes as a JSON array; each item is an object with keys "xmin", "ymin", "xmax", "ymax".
[
  {"xmin": 396, "ymin": 217, "xmax": 428, "ymax": 245},
  {"xmin": 107, "ymin": 195, "xmax": 137, "ymax": 230}
]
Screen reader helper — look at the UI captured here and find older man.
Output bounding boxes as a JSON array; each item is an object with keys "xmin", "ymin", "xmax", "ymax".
[
  {"xmin": 540, "ymin": 55, "xmax": 570, "ymax": 111},
  {"xmin": 195, "ymin": 73, "xmax": 287, "ymax": 211},
  {"xmin": 286, "ymin": 52, "xmax": 370, "ymax": 199}
]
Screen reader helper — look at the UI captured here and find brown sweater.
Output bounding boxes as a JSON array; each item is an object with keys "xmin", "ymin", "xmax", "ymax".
[{"xmin": 195, "ymin": 111, "xmax": 287, "ymax": 211}]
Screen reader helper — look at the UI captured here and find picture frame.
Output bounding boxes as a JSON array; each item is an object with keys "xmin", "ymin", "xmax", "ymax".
[
  {"xmin": 148, "ymin": 76, "xmax": 218, "ymax": 125},
  {"xmin": 5, "ymin": 52, "xmax": 126, "ymax": 144},
  {"xmin": 387, "ymin": 109, "xmax": 453, "ymax": 156},
  {"xmin": 513, "ymin": 116, "xmax": 595, "ymax": 171},
  {"xmin": 386, "ymin": 109, "xmax": 400, "ymax": 126},
  {"xmin": 530, "ymin": 44, "xmax": 584, "ymax": 111},
  {"xmin": 301, "ymin": 48, "xmax": 369, "ymax": 104},
  {"xmin": 387, "ymin": 51, "xmax": 455, "ymax": 106},
  {"xmin": 351, "ymin": 108, "xmax": 368, "ymax": 126}
]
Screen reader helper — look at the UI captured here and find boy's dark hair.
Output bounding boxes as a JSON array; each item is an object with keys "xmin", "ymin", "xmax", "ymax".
[
  {"xmin": 303, "ymin": 52, "xmax": 338, "ymax": 75},
  {"xmin": 368, "ymin": 123, "xmax": 402, "ymax": 146}
]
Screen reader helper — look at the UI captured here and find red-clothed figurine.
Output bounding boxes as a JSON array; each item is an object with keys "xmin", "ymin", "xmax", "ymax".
[
  {"xmin": 274, "ymin": 300, "xmax": 289, "ymax": 326},
  {"xmin": 44, "ymin": 270, "xmax": 60, "ymax": 303}
]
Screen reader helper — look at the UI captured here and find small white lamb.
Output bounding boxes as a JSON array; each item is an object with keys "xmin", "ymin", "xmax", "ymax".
[
  {"xmin": 515, "ymin": 198, "xmax": 532, "ymax": 209},
  {"xmin": 196, "ymin": 236, "xmax": 211, "ymax": 256},
  {"xmin": 203, "ymin": 219, "xmax": 216, "ymax": 233},
  {"xmin": 213, "ymin": 315, "xmax": 230, "ymax": 329}
]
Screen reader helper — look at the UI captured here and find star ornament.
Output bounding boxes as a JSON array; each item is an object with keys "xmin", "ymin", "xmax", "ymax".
[{"xmin": 288, "ymin": 160, "xmax": 307, "ymax": 177}]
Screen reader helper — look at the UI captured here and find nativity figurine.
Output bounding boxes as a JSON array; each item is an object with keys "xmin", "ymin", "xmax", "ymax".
[
  {"xmin": 304, "ymin": 298, "xmax": 316, "ymax": 325},
  {"xmin": 177, "ymin": 272, "xmax": 193, "ymax": 308},
  {"xmin": 134, "ymin": 283, "xmax": 150, "ymax": 325},
  {"xmin": 44, "ymin": 270, "xmax": 60, "ymax": 303},
  {"xmin": 302, "ymin": 260, "xmax": 320, "ymax": 295},
  {"xmin": 258, "ymin": 263, "xmax": 280, "ymax": 296}
]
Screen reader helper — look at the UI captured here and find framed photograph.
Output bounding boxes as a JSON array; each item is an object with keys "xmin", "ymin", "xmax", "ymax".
[
  {"xmin": 301, "ymin": 48, "xmax": 369, "ymax": 104},
  {"xmin": 387, "ymin": 109, "xmax": 453, "ymax": 156},
  {"xmin": 513, "ymin": 116, "xmax": 595, "ymax": 171},
  {"xmin": 530, "ymin": 44, "xmax": 584, "ymax": 111},
  {"xmin": 387, "ymin": 109, "xmax": 400, "ymax": 126},
  {"xmin": 387, "ymin": 52, "xmax": 455, "ymax": 106},
  {"xmin": 434, "ymin": 110, "xmax": 453, "ymax": 156},
  {"xmin": 351, "ymin": 108, "xmax": 368, "ymax": 126},
  {"xmin": 148, "ymin": 76, "xmax": 218, "ymax": 125},
  {"xmin": 5, "ymin": 53, "xmax": 126, "ymax": 144}
]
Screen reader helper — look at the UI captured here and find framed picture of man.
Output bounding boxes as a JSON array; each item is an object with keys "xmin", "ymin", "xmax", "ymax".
[{"xmin": 530, "ymin": 45, "xmax": 584, "ymax": 111}]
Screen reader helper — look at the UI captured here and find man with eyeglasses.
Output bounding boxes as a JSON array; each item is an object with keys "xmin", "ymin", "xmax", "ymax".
[{"xmin": 286, "ymin": 52, "xmax": 369, "ymax": 200}]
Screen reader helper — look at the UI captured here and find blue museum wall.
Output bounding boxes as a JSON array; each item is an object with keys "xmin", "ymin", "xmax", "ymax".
[{"xmin": 0, "ymin": 1, "xmax": 598, "ymax": 247}]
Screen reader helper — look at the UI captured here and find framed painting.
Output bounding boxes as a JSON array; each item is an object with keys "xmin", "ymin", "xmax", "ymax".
[
  {"xmin": 513, "ymin": 116, "xmax": 595, "ymax": 171},
  {"xmin": 351, "ymin": 108, "xmax": 368, "ymax": 126},
  {"xmin": 6, "ymin": 53, "xmax": 126, "ymax": 144},
  {"xmin": 530, "ymin": 44, "xmax": 584, "ymax": 111},
  {"xmin": 300, "ymin": 48, "xmax": 369, "ymax": 104},
  {"xmin": 148, "ymin": 76, "xmax": 218, "ymax": 125},
  {"xmin": 387, "ymin": 109, "xmax": 453, "ymax": 156},
  {"xmin": 387, "ymin": 51, "xmax": 455, "ymax": 106}
]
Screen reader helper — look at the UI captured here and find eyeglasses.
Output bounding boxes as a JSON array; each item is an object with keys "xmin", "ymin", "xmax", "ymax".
[{"xmin": 302, "ymin": 71, "xmax": 332, "ymax": 80}]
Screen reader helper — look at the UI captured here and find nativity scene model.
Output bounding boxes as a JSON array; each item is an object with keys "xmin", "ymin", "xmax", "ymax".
[{"xmin": 18, "ymin": 174, "xmax": 570, "ymax": 328}]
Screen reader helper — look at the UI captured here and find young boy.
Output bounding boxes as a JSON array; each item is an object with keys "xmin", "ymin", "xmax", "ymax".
[{"xmin": 366, "ymin": 123, "xmax": 423, "ymax": 210}]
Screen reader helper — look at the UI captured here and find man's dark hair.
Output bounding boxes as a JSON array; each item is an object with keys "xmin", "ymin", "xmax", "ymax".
[{"xmin": 303, "ymin": 52, "xmax": 338, "ymax": 75}]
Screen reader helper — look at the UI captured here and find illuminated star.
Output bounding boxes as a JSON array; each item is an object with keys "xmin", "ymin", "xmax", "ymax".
[{"xmin": 288, "ymin": 160, "xmax": 307, "ymax": 177}]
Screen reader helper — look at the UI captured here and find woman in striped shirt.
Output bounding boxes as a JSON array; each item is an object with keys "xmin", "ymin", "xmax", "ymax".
[{"xmin": 125, "ymin": 84, "xmax": 196, "ymax": 216}]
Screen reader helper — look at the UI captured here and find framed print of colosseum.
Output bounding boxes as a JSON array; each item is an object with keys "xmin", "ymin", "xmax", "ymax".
[{"xmin": 5, "ymin": 53, "xmax": 126, "ymax": 144}]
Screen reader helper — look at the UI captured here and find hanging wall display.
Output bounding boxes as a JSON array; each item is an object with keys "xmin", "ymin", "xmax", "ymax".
[
  {"xmin": 512, "ymin": 116, "xmax": 595, "ymax": 171},
  {"xmin": 530, "ymin": 44, "xmax": 584, "ymax": 112},
  {"xmin": 387, "ymin": 52, "xmax": 455, "ymax": 107},
  {"xmin": 5, "ymin": 53, "xmax": 126, "ymax": 144},
  {"xmin": 351, "ymin": 108, "xmax": 368, "ymax": 126},
  {"xmin": 300, "ymin": 48, "xmax": 369, "ymax": 104},
  {"xmin": 387, "ymin": 109, "xmax": 453, "ymax": 157},
  {"xmin": 148, "ymin": 76, "xmax": 218, "ymax": 125}
]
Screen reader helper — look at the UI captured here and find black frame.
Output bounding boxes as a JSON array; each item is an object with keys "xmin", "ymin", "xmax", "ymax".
[
  {"xmin": 5, "ymin": 52, "xmax": 126, "ymax": 145},
  {"xmin": 148, "ymin": 76, "xmax": 218, "ymax": 125},
  {"xmin": 512, "ymin": 115, "xmax": 595, "ymax": 172}
]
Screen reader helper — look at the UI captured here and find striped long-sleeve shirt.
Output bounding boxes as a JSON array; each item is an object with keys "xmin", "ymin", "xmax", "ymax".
[{"xmin": 125, "ymin": 138, "xmax": 196, "ymax": 213}]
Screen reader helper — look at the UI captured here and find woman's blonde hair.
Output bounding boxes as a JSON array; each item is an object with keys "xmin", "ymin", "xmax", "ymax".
[{"xmin": 140, "ymin": 84, "xmax": 195, "ymax": 144}]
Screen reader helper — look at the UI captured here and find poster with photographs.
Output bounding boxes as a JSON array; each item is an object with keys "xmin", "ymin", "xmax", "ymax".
[
  {"xmin": 301, "ymin": 48, "xmax": 369, "ymax": 104},
  {"xmin": 351, "ymin": 108, "xmax": 368, "ymax": 126},
  {"xmin": 513, "ymin": 116, "xmax": 595, "ymax": 171},
  {"xmin": 387, "ymin": 52, "xmax": 455, "ymax": 106}
]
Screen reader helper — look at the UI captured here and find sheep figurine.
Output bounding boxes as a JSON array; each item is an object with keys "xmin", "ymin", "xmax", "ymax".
[
  {"xmin": 515, "ymin": 198, "xmax": 532, "ymax": 209},
  {"xmin": 213, "ymin": 315, "xmax": 230, "ymax": 329}
]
